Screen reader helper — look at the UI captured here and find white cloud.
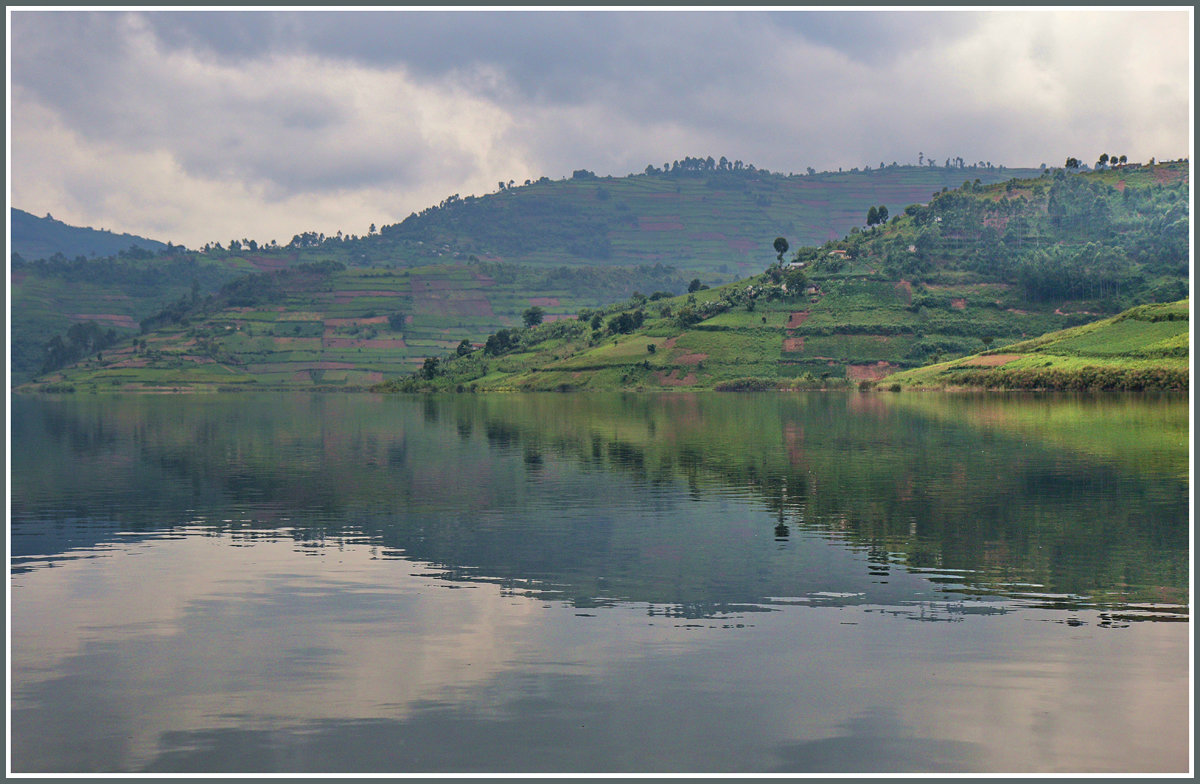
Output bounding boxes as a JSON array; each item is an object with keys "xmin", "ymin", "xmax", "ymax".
[{"xmin": 7, "ymin": 8, "xmax": 1192, "ymax": 247}]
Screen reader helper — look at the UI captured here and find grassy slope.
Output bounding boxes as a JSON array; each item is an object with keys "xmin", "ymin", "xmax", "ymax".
[
  {"xmin": 18, "ymin": 162, "xmax": 1190, "ymax": 392},
  {"xmin": 886, "ymin": 298, "xmax": 1189, "ymax": 390},
  {"xmin": 377, "ymin": 165, "xmax": 1043, "ymax": 280},
  {"xmin": 23, "ymin": 263, "xmax": 688, "ymax": 391},
  {"xmin": 11, "ymin": 164, "xmax": 1035, "ymax": 387},
  {"xmin": 379, "ymin": 163, "xmax": 1191, "ymax": 393}
]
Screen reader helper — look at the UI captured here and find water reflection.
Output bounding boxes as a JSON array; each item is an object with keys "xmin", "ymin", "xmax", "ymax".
[
  {"xmin": 11, "ymin": 392, "xmax": 1189, "ymax": 616},
  {"xmin": 9, "ymin": 392, "xmax": 1191, "ymax": 773}
]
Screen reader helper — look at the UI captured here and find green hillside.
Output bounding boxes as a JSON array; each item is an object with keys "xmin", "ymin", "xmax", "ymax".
[
  {"xmin": 9, "ymin": 159, "xmax": 1040, "ymax": 386},
  {"xmin": 886, "ymin": 298, "xmax": 1189, "ymax": 390},
  {"xmin": 15, "ymin": 160, "xmax": 1189, "ymax": 392},
  {"xmin": 374, "ymin": 162, "xmax": 1188, "ymax": 393},
  {"xmin": 23, "ymin": 261, "xmax": 687, "ymax": 391},
  {"xmin": 370, "ymin": 161, "xmax": 1043, "ymax": 279}
]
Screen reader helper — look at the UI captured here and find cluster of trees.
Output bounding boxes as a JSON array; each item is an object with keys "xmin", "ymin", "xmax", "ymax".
[
  {"xmin": 138, "ymin": 260, "xmax": 346, "ymax": 334},
  {"xmin": 865, "ymin": 205, "xmax": 890, "ymax": 227},
  {"xmin": 642, "ymin": 156, "xmax": 764, "ymax": 176},
  {"xmin": 815, "ymin": 164, "xmax": 1189, "ymax": 307},
  {"xmin": 40, "ymin": 321, "xmax": 120, "ymax": 375}
]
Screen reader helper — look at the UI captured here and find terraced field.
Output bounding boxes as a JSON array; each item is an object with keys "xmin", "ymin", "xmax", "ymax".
[
  {"xmin": 888, "ymin": 299, "xmax": 1189, "ymax": 390},
  {"xmin": 29, "ymin": 265, "xmax": 650, "ymax": 391}
]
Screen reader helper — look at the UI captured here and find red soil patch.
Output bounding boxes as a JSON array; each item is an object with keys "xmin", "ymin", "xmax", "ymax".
[
  {"xmin": 246, "ymin": 255, "xmax": 290, "ymax": 272},
  {"xmin": 950, "ymin": 298, "xmax": 967, "ymax": 310},
  {"xmin": 1115, "ymin": 180, "xmax": 1126, "ymax": 192},
  {"xmin": 690, "ymin": 232, "xmax": 727, "ymax": 241},
  {"xmin": 273, "ymin": 337, "xmax": 321, "ymax": 347},
  {"xmin": 529, "ymin": 297, "xmax": 560, "ymax": 307},
  {"xmin": 786, "ymin": 311, "xmax": 811, "ymax": 328},
  {"xmin": 1154, "ymin": 167, "xmax": 1183, "ymax": 185},
  {"xmin": 894, "ymin": 280, "xmax": 913, "ymax": 304},
  {"xmin": 640, "ymin": 221, "xmax": 685, "ymax": 231},
  {"xmin": 957, "ymin": 354, "xmax": 1022, "ymax": 368},
  {"xmin": 783, "ymin": 337, "xmax": 805, "ymax": 352},
  {"xmin": 655, "ymin": 369, "xmax": 698, "ymax": 386},
  {"xmin": 846, "ymin": 362, "xmax": 896, "ymax": 381},
  {"xmin": 68, "ymin": 313, "xmax": 138, "ymax": 329},
  {"xmin": 983, "ymin": 215, "xmax": 1011, "ymax": 232},
  {"xmin": 727, "ymin": 239, "xmax": 757, "ymax": 252},
  {"xmin": 674, "ymin": 352, "xmax": 708, "ymax": 366}
]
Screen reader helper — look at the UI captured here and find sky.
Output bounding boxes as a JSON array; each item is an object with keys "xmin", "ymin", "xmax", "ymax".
[{"xmin": 7, "ymin": 7, "xmax": 1194, "ymax": 250}]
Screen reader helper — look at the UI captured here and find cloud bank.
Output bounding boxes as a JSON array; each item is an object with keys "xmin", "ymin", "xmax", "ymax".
[{"xmin": 8, "ymin": 9, "xmax": 1192, "ymax": 248}]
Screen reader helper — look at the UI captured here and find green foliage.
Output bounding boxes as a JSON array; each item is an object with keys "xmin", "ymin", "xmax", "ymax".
[{"xmin": 522, "ymin": 306, "xmax": 545, "ymax": 327}]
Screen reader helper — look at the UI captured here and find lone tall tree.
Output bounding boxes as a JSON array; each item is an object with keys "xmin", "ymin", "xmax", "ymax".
[
  {"xmin": 773, "ymin": 237, "xmax": 789, "ymax": 262},
  {"xmin": 522, "ymin": 306, "xmax": 545, "ymax": 328}
]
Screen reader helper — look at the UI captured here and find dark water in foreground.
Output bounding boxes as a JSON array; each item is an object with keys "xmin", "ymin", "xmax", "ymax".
[{"xmin": 8, "ymin": 392, "xmax": 1190, "ymax": 773}]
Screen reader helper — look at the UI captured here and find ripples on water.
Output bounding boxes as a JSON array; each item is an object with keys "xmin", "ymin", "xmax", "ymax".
[{"xmin": 8, "ymin": 392, "xmax": 1191, "ymax": 773}]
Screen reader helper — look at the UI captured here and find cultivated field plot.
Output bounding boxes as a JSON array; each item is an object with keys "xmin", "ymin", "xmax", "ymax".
[{"xmin": 32, "ymin": 261, "xmax": 632, "ymax": 389}]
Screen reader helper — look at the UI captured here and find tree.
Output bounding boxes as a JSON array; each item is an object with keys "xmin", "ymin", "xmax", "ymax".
[
  {"xmin": 877, "ymin": 205, "xmax": 889, "ymax": 224},
  {"xmin": 866, "ymin": 206, "xmax": 879, "ymax": 227},
  {"xmin": 420, "ymin": 356, "xmax": 440, "ymax": 380},
  {"xmin": 1098, "ymin": 153, "xmax": 1109, "ymax": 169},
  {"xmin": 456, "ymin": 339, "xmax": 473, "ymax": 356},
  {"xmin": 773, "ymin": 237, "xmax": 789, "ymax": 262},
  {"xmin": 688, "ymin": 278, "xmax": 704, "ymax": 293},
  {"xmin": 522, "ymin": 306, "xmax": 545, "ymax": 328}
]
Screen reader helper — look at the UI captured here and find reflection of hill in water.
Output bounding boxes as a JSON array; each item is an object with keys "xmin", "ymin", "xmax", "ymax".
[{"xmin": 11, "ymin": 393, "xmax": 1189, "ymax": 617}]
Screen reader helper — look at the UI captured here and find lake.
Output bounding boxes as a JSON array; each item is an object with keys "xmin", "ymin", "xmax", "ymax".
[{"xmin": 8, "ymin": 391, "xmax": 1190, "ymax": 773}]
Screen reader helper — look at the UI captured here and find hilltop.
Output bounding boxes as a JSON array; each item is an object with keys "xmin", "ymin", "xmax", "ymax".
[
  {"xmin": 16, "ymin": 160, "xmax": 1189, "ymax": 391},
  {"xmin": 10, "ymin": 208, "xmax": 169, "ymax": 263},
  {"xmin": 11, "ymin": 159, "xmax": 1040, "ymax": 387}
]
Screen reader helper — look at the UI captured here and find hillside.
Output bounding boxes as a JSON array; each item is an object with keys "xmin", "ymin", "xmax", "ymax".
[
  {"xmin": 9, "ymin": 160, "xmax": 1039, "ymax": 386},
  {"xmin": 373, "ymin": 162, "xmax": 1189, "ymax": 393},
  {"xmin": 10, "ymin": 208, "xmax": 169, "ymax": 262},
  {"xmin": 886, "ymin": 298, "xmax": 1189, "ymax": 391},
  {"xmin": 367, "ymin": 162, "xmax": 1043, "ymax": 280},
  {"xmin": 16, "ymin": 160, "xmax": 1189, "ymax": 392},
  {"xmin": 23, "ymin": 260, "xmax": 687, "ymax": 391}
]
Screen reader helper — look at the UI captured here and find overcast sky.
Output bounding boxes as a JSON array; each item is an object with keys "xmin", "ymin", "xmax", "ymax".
[{"xmin": 7, "ymin": 7, "xmax": 1193, "ymax": 249}]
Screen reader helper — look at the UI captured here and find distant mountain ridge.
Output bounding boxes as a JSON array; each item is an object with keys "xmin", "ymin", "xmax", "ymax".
[{"xmin": 10, "ymin": 208, "xmax": 170, "ymax": 262}]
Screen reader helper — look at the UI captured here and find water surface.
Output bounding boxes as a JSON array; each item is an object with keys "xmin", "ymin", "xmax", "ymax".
[{"xmin": 9, "ymin": 392, "xmax": 1190, "ymax": 773}]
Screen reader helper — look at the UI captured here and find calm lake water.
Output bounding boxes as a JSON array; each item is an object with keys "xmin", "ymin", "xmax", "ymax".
[{"xmin": 8, "ymin": 392, "xmax": 1191, "ymax": 773}]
